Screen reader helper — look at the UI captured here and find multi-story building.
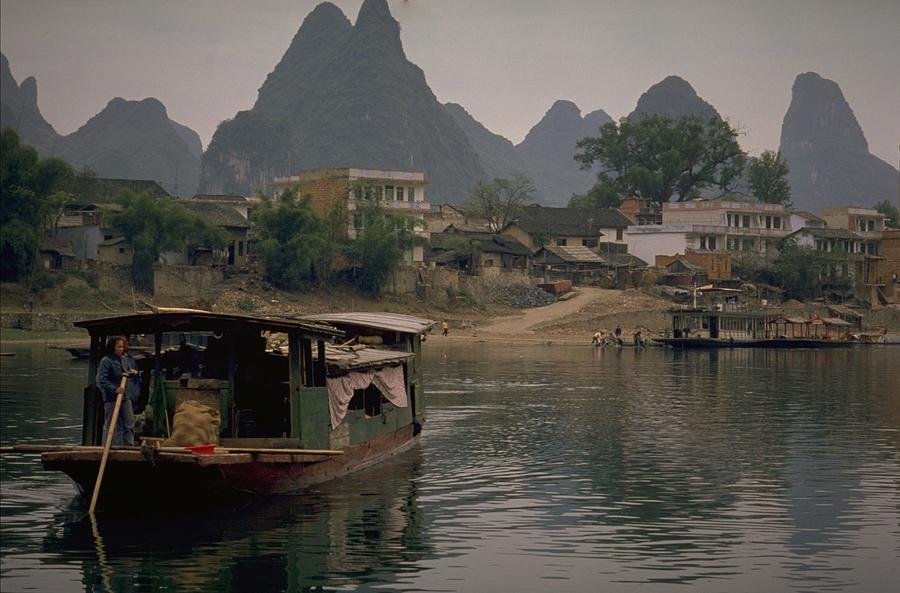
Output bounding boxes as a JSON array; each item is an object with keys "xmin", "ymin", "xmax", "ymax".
[
  {"xmin": 271, "ymin": 168, "xmax": 431, "ymax": 263},
  {"xmin": 820, "ymin": 207, "xmax": 886, "ymax": 255},
  {"xmin": 626, "ymin": 200, "xmax": 799, "ymax": 266}
]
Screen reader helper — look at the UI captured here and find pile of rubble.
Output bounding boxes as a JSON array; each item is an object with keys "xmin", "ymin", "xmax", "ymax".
[{"xmin": 489, "ymin": 284, "xmax": 557, "ymax": 308}]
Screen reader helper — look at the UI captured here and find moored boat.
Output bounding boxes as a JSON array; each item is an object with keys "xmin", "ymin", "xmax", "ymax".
[
  {"xmin": 36, "ymin": 309, "xmax": 435, "ymax": 507},
  {"xmin": 654, "ymin": 308, "xmax": 853, "ymax": 349}
]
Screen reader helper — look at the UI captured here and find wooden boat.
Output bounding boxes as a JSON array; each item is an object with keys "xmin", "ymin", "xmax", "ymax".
[
  {"xmin": 654, "ymin": 309, "xmax": 853, "ymax": 349},
  {"xmin": 38, "ymin": 310, "xmax": 436, "ymax": 507}
]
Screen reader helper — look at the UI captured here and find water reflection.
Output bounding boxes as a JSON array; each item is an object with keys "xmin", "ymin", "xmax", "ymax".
[
  {"xmin": 2, "ymin": 343, "xmax": 899, "ymax": 592},
  {"xmin": 38, "ymin": 450, "xmax": 428, "ymax": 593}
]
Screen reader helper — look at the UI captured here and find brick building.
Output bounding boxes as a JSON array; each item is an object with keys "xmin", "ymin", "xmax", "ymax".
[{"xmin": 271, "ymin": 168, "xmax": 430, "ymax": 263}]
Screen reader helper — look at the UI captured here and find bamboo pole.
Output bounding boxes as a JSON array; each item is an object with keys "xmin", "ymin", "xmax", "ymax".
[{"xmin": 89, "ymin": 375, "xmax": 127, "ymax": 514}]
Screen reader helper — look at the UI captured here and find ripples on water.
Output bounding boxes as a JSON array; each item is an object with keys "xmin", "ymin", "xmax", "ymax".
[{"xmin": 1, "ymin": 344, "xmax": 898, "ymax": 592}]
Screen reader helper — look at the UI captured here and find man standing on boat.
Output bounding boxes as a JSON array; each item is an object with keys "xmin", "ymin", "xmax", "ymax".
[{"xmin": 96, "ymin": 336, "xmax": 139, "ymax": 446}]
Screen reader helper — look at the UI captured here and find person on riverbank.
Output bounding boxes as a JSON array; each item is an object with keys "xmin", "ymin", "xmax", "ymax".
[
  {"xmin": 96, "ymin": 336, "xmax": 139, "ymax": 446},
  {"xmin": 442, "ymin": 320, "xmax": 449, "ymax": 336}
]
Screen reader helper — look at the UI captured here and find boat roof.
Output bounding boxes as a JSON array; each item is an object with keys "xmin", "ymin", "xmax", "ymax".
[
  {"xmin": 74, "ymin": 310, "xmax": 343, "ymax": 339},
  {"xmin": 300, "ymin": 312, "xmax": 437, "ymax": 335},
  {"xmin": 320, "ymin": 344, "xmax": 414, "ymax": 371}
]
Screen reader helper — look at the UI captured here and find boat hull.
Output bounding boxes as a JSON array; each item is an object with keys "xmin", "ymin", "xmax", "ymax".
[
  {"xmin": 654, "ymin": 337, "xmax": 852, "ymax": 349},
  {"xmin": 42, "ymin": 425, "xmax": 419, "ymax": 507}
]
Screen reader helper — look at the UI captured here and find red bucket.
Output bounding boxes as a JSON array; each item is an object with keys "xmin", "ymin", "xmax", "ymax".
[{"xmin": 185, "ymin": 444, "xmax": 216, "ymax": 455}]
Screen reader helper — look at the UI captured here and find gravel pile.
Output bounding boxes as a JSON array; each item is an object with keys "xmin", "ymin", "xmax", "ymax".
[{"xmin": 489, "ymin": 284, "xmax": 557, "ymax": 308}]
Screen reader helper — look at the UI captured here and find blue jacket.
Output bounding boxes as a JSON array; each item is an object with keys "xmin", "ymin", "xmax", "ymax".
[{"xmin": 96, "ymin": 354, "xmax": 141, "ymax": 404}]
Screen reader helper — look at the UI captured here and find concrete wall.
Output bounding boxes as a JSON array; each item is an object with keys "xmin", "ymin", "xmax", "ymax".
[{"xmin": 626, "ymin": 228, "xmax": 690, "ymax": 266}]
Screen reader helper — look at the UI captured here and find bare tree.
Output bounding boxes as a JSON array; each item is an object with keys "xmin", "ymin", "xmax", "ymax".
[{"xmin": 464, "ymin": 174, "xmax": 535, "ymax": 231}]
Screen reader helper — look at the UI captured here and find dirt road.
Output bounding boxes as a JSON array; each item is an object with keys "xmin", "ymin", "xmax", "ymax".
[{"xmin": 476, "ymin": 287, "xmax": 610, "ymax": 335}]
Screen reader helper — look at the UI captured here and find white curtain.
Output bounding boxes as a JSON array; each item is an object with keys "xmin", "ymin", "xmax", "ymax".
[{"xmin": 326, "ymin": 365, "xmax": 407, "ymax": 429}]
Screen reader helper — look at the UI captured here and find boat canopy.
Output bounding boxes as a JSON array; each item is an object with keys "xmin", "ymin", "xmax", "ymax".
[
  {"xmin": 74, "ymin": 310, "xmax": 343, "ymax": 340},
  {"xmin": 300, "ymin": 312, "xmax": 437, "ymax": 335}
]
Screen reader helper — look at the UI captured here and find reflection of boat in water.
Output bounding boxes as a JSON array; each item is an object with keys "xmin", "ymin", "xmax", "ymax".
[
  {"xmin": 39, "ymin": 310, "xmax": 435, "ymax": 507},
  {"xmin": 41, "ymin": 449, "xmax": 428, "ymax": 592},
  {"xmin": 655, "ymin": 309, "xmax": 854, "ymax": 349}
]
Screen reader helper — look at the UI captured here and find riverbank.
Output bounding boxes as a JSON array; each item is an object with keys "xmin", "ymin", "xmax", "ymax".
[{"xmin": 2, "ymin": 278, "xmax": 898, "ymax": 347}]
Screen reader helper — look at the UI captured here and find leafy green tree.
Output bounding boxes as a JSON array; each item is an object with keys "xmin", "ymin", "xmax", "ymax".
[
  {"xmin": 110, "ymin": 190, "xmax": 227, "ymax": 292},
  {"xmin": 771, "ymin": 239, "xmax": 830, "ymax": 300},
  {"xmin": 464, "ymin": 174, "xmax": 535, "ymax": 231},
  {"xmin": 344, "ymin": 182, "xmax": 420, "ymax": 296},
  {"xmin": 572, "ymin": 115, "xmax": 746, "ymax": 207},
  {"xmin": 251, "ymin": 188, "xmax": 330, "ymax": 290},
  {"xmin": 873, "ymin": 200, "xmax": 899, "ymax": 229},
  {"xmin": 1, "ymin": 128, "xmax": 74, "ymax": 280},
  {"xmin": 748, "ymin": 150, "xmax": 791, "ymax": 205}
]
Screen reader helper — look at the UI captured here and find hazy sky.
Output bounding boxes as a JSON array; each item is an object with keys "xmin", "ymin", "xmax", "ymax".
[{"xmin": 2, "ymin": 0, "xmax": 898, "ymax": 164}]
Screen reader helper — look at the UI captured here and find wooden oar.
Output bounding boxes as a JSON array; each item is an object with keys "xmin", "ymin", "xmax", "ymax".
[{"xmin": 88, "ymin": 374, "xmax": 127, "ymax": 514}]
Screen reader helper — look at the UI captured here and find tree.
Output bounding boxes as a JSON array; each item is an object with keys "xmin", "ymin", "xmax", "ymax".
[
  {"xmin": 251, "ymin": 188, "xmax": 331, "ymax": 290},
  {"xmin": 572, "ymin": 115, "xmax": 746, "ymax": 207},
  {"xmin": 771, "ymin": 238, "xmax": 830, "ymax": 300},
  {"xmin": 110, "ymin": 190, "xmax": 227, "ymax": 292},
  {"xmin": 464, "ymin": 174, "xmax": 535, "ymax": 231},
  {"xmin": 873, "ymin": 200, "xmax": 899, "ymax": 229},
  {"xmin": 0, "ymin": 128, "xmax": 74, "ymax": 280},
  {"xmin": 344, "ymin": 182, "xmax": 420, "ymax": 296},
  {"xmin": 748, "ymin": 150, "xmax": 791, "ymax": 206}
]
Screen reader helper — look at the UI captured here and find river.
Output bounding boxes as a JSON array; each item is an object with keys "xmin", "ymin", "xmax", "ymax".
[{"xmin": 1, "ymin": 343, "xmax": 898, "ymax": 592}]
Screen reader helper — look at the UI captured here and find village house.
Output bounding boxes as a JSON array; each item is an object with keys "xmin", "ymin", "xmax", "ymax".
[
  {"xmin": 820, "ymin": 207, "xmax": 886, "ymax": 255},
  {"xmin": 424, "ymin": 203, "xmax": 468, "ymax": 236},
  {"xmin": 178, "ymin": 202, "xmax": 252, "ymax": 267},
  {"xmin": 38, "ymin": 239, "xmax": 77, "ymax": 270},
  {"xmin": 618, "ymin": 197, "xmax": 662, "ymax": 225},
  {"xmin": 880, "ymin": 229, "xmax": 900, "ymax": 303},
  {"xmin": 626, "ymin": 200, "xmax": 799, "ymax": 266},
  {"xmin": 786, "ymin": 225, "xmax": 885, "ymax": 300},
  {"xmin": 532, "ymin": 244, "xmax": 605, "ymax": 285},
  {"xmin": 271, "ymin": 168, "xmax": 431, "ymax": 263},
  {"xmin": 656, "ymin": 252, "xmax": 732, "ymax": 281},
  {"xmin": 188, "ymin": 194, "xmax": 260, "ymax": 221},
  {"xmin": 429, "ymin": 224, "xmax": 530, "ymax": 276},
  {"xmin": 51, "ymin": 178, "xmax": 172, "ymax": 262},
  {"xmin": 500, "ymin": 205, "xmax": 632, "ymax": 253}
]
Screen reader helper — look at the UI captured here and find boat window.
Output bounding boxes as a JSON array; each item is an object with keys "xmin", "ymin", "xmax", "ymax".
[{"xmin": 348, "ymin": 384, "xmax": 387, "ymax": 418}]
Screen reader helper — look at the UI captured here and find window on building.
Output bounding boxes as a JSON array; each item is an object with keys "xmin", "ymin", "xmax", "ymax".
[
  {"xmin": 727, "ymin": 237, "xmax": 737, "ymax": 251},
  {"xmin": 708, "ymin": 236, "xmax": 717, "ymax": 250},
  {"xmin": 765, "ymin": 216, "xmax": 771, "ymax": 229},
  {"xmin": 616, "ymin": 229, "xmax": 623, "ymax": 241},
  {"xmin": 742, "ymin": 215, "xmax": 751, "ymax": 228},
  {"xmin": 104, "ymin": 234, "xmax": 114, "ymax": 241},
  {"xmin": 556, "ymin": 238, "xmax": 567, "ymax": 246},
  {"xmin": 396, "ymin": 187, "xmax": 405, "ymax": 201},
  {"xmin": 384, "ymin": 186, "xmax": 395, "ymax": 200},
  {"xmin": 407, "ymin": 187, "xmax": 416, "ymax": 201},
  {"xmin": 774, "ymin": 217, "xmax": 781, "ymax": 229},
  {"xmin": 238, "ymin": 241, "xmax": 244, "ymax": 256},
  {"xmin": 700, "ymin": 236, "xmax": 707, "ymax": 249},
  {"xmin": 582, "ymin": 238, "xmax": 598, "ymax": 248},
  {"xmin": 868, "ymin": 220, "xmax": 875, "ymax": 232}
]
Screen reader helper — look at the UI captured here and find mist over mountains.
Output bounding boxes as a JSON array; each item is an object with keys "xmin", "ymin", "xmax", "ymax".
[{"xmin": 2, "ymin": 0, "xmax": 895, "ymax": 210}]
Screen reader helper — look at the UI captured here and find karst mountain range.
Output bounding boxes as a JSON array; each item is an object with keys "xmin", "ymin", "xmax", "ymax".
[{"xmin": 1, "ymin": 0, "xmax": 896, "ymax": 213}]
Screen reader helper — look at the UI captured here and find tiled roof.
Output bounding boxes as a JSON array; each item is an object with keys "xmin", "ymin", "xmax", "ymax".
[
  {"xmin": 433, "ymin": 230, "xmax": 530, "ymax": 256},
  {"xmin": 180, "ymin": 202, "xmax": 250, "ymax": 228},
  {"xmin": 39, "ymin": 239, "xmax": 76, "ymax": 258},
  {"xmin": 190, "ymin": 194, "xmax": 252, "ymax": 203},
  {"xmin": 510, "ymin": 205, "xmax": 631, "ymax": 236},
  {"xmin": 61, "ymin": 177, "xmax": 171, "ymax": 201},
  {"xmin": 605, "ymin": 253, "xmax": 648, "ymax": 267},
  {"xmin": 542, "ymin": 244, "xmax": 603, "ymax": 263},
  {"xmin": 790, "ymin": 210, "xmax": 825, "ymax": 222}
]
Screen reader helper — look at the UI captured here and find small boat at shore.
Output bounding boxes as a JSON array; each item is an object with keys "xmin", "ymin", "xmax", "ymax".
[
  {"xmin": 654, "ymin": 308, "xmax": 853, "ymax": 349},
  {"xmin": 26, "ymin": 309, "xmax": 435, "ymax": 507}
]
